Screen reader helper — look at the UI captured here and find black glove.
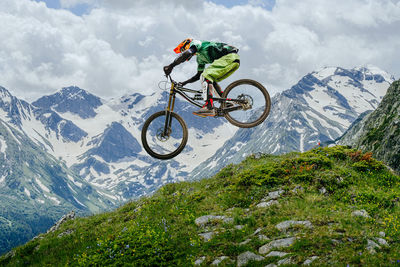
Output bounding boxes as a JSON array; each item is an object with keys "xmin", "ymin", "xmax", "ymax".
[{"xmin": 163, "ymin": 65, "xmax": 173, "ymax": 76}]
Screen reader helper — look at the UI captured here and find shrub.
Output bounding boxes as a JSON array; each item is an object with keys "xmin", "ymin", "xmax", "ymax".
[
  {"xmin": 352, "ymin": 160, "xmax": 384, "ymax": 172},
  {"xmin": 235, "ymin": 164, "xmax": 281, "ymax": 188}
]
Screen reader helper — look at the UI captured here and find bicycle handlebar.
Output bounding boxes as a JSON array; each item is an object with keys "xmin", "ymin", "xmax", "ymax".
[
  {"xmin": 166, "ymin": 74, "xmax": 176, "ymax": 84},
  {"xmin": 166, "ymin": 75, "xmax": 183, "ymax": 89}
]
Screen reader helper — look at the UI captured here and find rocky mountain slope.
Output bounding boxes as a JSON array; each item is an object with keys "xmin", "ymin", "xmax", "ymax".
[
  {"xmin": 1, "ymin": 146, "xmax": 399, "ymax": 266},
  {"xmin": 0, "ymin": 117, "xmax": 112, "ymax": 255},
  {"xmin": 190, "ymin": 66, "xmax": 394, "ymax": 180},
  {"xmin": 339, "ymin": 80, "xmax": 400, "ymax": 173}
]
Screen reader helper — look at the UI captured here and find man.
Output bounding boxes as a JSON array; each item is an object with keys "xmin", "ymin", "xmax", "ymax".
[{"xmin": 163, "ymin": 38, "xmax": 240, "ymax": 117}]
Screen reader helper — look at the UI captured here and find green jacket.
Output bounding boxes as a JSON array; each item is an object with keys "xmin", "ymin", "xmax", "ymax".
[{"xmin": 190, "ymin": 40, "xmax": 238, "ymax": 71}]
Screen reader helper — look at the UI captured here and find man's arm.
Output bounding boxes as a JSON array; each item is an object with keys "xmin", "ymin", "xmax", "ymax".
[
  {"xmin": 163, "ymin": 46, "xmax": 197, "ymax": 75},
  {"xmin": 180, "ymin": 71, "xmax": 202, "ymax": 86}
]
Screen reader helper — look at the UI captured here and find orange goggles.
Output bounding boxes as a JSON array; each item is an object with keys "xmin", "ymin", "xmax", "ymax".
[{"xmin": 173, "ymin": 38, "xmax": 192, "ymax": 54}]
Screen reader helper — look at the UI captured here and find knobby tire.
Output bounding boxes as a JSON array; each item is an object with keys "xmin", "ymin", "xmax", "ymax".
[
  {"xmin": 141, "ymin": 111, "xmax": 188, "ymax": 160},
  {"xmin": 222, "ymin": 79, "xmax": 271, "ymax": 128}
]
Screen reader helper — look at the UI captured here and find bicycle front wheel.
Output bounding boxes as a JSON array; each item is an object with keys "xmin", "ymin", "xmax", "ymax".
[
  {"xmin": 222, "ymin": 79, "xmax": 271, "ymax": 128},
  {"xmin": 141, "ymin": 111, "xmax": 188, "ymax": 160}
]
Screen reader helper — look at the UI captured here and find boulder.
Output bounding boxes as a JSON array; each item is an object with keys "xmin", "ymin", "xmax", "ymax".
[
  {"xmin": 259, "ymin": 237, "xmax": 296, "ymax": 254},
  {"xmin": 195, "ymin": 215, "xmax": 233, "ymax": 227},
  {"xmin": 276, "ymin": 220, "xmax": 313, "ymax": 231},
  {"xmin": 237, "ymin": 251, "xmax": 265, "ymax": 267}
]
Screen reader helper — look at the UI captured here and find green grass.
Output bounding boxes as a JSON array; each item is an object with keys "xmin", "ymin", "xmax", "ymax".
[{"xmin": 1, "ymin": 146, "xmax": 400, "ymax": 266}]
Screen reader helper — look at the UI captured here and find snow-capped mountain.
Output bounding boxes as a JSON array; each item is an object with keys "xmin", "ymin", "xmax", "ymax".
[
  {"xmin": 0, "ymin": 96, "xmax": 113, "ymax": 254},
  {"xmin": 28, "ymin": 86, "xmax": 237, "ymax": 201},
  {"xmin": 32, "ymin": 86, "xmax": 103, "ymax": 119},
  {"xmin": 189, "ymin": 66, "xmax": 395, "ymax": 180}
]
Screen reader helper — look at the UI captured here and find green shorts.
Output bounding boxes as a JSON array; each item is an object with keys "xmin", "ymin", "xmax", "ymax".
[{"xmin": 202, "ymin": 53, "xmax": 240, "ymax": 83}]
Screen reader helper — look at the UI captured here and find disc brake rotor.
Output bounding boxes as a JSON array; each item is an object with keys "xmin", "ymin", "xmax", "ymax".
[
  {"xmin": 237, "ymin": 94, "xmax": 253, "ymax": 110},
  {"xmin": 156, "ymin": 127, "xmax": 171, "ymax": 142}
]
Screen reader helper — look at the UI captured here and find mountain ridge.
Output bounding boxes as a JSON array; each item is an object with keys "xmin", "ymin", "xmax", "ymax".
[{"xmin": 338, "ymin": 80, "xmax": 400, "ymax": 173}]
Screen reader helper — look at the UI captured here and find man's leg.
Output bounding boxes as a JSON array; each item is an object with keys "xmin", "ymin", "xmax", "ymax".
[
  {"xmin": 193, "ymin": 75, "xmax": 216, "ymax": 117},
  {"xmin": 202, "ymin": 53, "xmax": 240, "ymax": 83},
  {"xmin": 193, "ymin": 53, "xmax": 240, "ymax": 117}
]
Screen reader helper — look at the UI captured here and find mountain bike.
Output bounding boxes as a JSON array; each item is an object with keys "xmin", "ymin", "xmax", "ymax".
[{"xmin": 141, "ymin": 75, "xmax": 271, "ymax": 160}]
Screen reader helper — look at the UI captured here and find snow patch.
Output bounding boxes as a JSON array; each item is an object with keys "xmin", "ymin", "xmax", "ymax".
[
  {"xmin": 73, "ymin": 196, "xmax": 86, "ymax": 207},
  {"xmin": 24, "ymin": 187, "xmax": 31, "ymax": 197},
  {"xmin": 47, "ymin": 195, "xmax": 61, "ymax": 205},
  {"xmin": 0, "ymin": 136, "xmax": 7, "ymax": 153},
  {"xmin": 35, "ymin": 177, "xmax": 50, "ymax": 193}
]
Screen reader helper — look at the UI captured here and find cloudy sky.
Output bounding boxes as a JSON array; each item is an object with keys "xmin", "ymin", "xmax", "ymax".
[{"xmin": 0, "ymin": 0, "xmax": 399, "ymax": 102}]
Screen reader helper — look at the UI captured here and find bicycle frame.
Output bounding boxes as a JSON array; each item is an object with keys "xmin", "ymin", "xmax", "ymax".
[{"xmin": 161, "ymin": 75, "xmax": 245, "ymax": 136}]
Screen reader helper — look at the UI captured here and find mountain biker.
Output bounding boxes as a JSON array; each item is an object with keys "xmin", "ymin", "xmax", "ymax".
[{"xmin": 163, "ymin": 38, "xmax": 240, "ymax": 117}]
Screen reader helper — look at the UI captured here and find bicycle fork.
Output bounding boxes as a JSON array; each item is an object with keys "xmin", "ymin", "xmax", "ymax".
[{"xmin": 163, "ymin": 84, "xmax": 176, "ymax": 136}]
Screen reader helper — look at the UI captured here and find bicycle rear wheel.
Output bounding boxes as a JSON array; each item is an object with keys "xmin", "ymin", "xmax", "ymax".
[
  {"xmin": 222, "ymin": 79, "xmax": 271, "ymax": 128},
  {"xmin": 141, "ymin": 111, "xmax": 188, "ymax": 160}
]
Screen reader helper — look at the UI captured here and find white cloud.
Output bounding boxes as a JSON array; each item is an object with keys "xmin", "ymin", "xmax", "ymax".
[{"xmin": 0, "ymin": 0, "xmax": 399, "ymax": 102}]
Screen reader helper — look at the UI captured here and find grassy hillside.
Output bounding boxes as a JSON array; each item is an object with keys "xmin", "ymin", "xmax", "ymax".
[{"xmin": 1, "ymin": 146, "xmax": 400, "ymax": 266}]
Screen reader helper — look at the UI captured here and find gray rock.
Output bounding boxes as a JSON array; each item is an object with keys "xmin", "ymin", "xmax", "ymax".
[
  {"xmin": 276, "ymin": 220, "xmax": 313, "ymax": 231},
  {"xmin": 211, "ymin": 256, "xmax": 231, "ymax": 265},
  {"xmin": 237, "ymin": 251, "xmax": 265, "ymax": 267},
  {"xmin": 259, "ymin": 237, "xmax": 296, "ymax": 254},
  {"xmin": 32, "ymin": 235, "xmax": 44, "ymax": 241},
  {"xmin": 319, "ymin": 187, "xmax": 327, "ymax": 194},
  {"xmin": 3, "ymin": 250, "xmax": 15, "ymax": 260},
  {"xmin": 352, "ymin": 209, "xmax": 370, "ymax": 218},
  {"xmin": 195, "ymin": 215, "xmax": 233, "ymax": 227},
  {"xmin": 303, "ymin": 256, "xmax": 319, "ymax": 265},
  {"xmin": 262, "ymin": 190, "xmax": 285, "ymax": 201},
  {"xmin": 265, "ymin": 264, "xmax": 278, "ymax": 267},
  {"xmin": 375, "ymin": 237, "xmax": 389, "ymax": 247},
  {"xmin": 239, "ymin": 239, "xmax": 252, "ymax": 246},
  {"xmin": 225, "ymin": 207, "xmax": 235, "ymax": 213},
  {"xmin": 266, "ymin": 251, "xmax": 289, "ymax": 258},
  {"xmin": 47, "ymin": 211, "xmax": 76, "ymax": 234},
  {"xmin": 224, "ymin": 217, "xmax": 234, "ymax": 224},
  {"xmin": 252, "ymin": 152, "xmax": 264, "ymax": 159},
  {"xmin": 57, "ymin": 229, "xmax": 74, "ymax": 238},
  {"xmin": 292, "ymin": 186, "xmax": 304, "ymax": 193},
  {"xmin": 278, "ymin": 257, "xmax": 295, "ymax": 265},
  {"xmin": 199, "ymin": 232, "xmax": 215, "ymax": 242},
  {"xmin": 379, "ymin": 231, "xmax": 386, "ymax": 237},
  {"xmin": 235, "ymin": 225, "xmax": 245, "ymax": 230},
  {"xmin": 366, "ymin": 239, "xmax": 381, "ymax": 254},
  {"xmin": 256, "ymin": 200, "xmax": 279, "ymax": 208},
  {"xmin": 194, "ymin": 256, "xmax": 206, "ymax": 265},
  {"xmin": 258, "ymin": 234, "xmax": 270, "ymax": 241},
  {"xmin": 253, "ymin": 228, "xmax": 263, "ymax": 235}
]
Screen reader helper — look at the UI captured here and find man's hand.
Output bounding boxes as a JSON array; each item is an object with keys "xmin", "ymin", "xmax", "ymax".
[{"xmin": 163, "ymin": 65, "xmax": 173, "ymax": 76}]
